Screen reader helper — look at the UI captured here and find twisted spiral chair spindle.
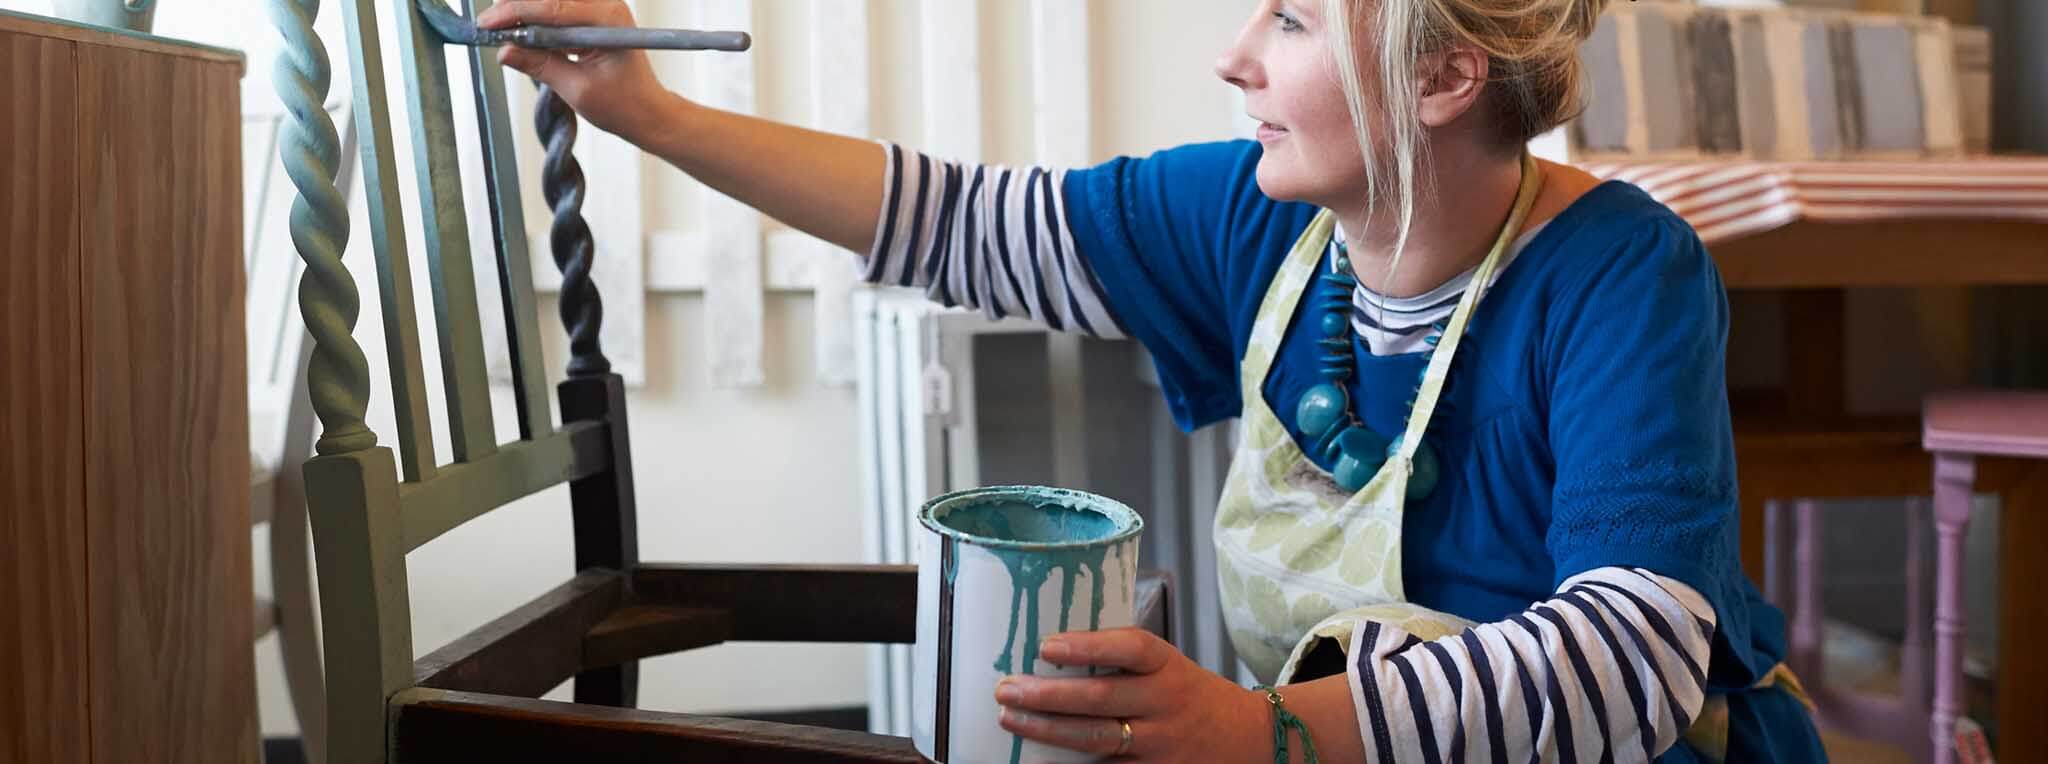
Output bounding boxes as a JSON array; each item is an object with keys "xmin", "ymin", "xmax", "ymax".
[
  {"xmin": 534, "ymin": 83, "xmax": 611, "ymax": 377},
  {"xmin": 270, "ymin": 0, "xmax": 373, "ymax": 455}
]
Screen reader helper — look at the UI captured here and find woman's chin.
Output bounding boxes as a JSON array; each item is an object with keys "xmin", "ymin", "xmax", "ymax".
[{"xmin": 1253, "ymin": 161, "xmax": 1322, "ymax": 205}]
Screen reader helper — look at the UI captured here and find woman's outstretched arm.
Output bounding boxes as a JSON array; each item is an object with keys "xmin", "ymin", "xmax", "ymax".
[
  {"xmin": 483, "ymin": 0, "xmax": 888, "ymax": 255},
  {"xmin": 486, "ymin": 1, "xmax": 1128, "ymax": 336}
]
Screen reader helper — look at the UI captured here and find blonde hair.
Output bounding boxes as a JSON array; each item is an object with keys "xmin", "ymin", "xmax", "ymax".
[{"xmin": 1321, "ymin": 0, "xmax": 1604, "ymax": 278}]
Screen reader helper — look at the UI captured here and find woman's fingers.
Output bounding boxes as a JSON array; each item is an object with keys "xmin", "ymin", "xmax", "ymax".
[
  {"xmin": 497, "ymin": 45, "xmax": 568, "ymax": 81},
  {"xmin": 995, "ymin": 675, "xmax": 1163, "ymax": 718},
  {"xmin": 1041, "ymin": 628, "xmax": 1175, "ymax": 674},
  {"xmin": 477, "ymin": 0, "xmax": 623, "ymax": 31},
  {"xmin": 482, "ymin": 0, "xmax": 663, "ymax": 138},
  {"xmin": 997, "ymin": 707, "xmax": 1143, "ymax": 758}
]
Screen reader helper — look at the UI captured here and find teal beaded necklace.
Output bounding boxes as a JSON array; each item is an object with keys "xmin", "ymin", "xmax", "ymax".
[
  {"xmin": 1292, "ymin": 242, "xmax": 1444, "ymax": 497},
  {"xmin": 1294, "ymin": 153, "xmax": 1541, "ymax": 497}
]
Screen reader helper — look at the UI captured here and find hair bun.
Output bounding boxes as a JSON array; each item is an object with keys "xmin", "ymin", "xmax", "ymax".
[{"xmin": 1566, "ymin": 0, "xmax": 1610, "ymax": 40}]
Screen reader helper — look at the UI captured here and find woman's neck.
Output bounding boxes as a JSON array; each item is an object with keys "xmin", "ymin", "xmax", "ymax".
[{"xmin": 1333, "ymin": 149, "xmax": 1528, "ymax": 299}]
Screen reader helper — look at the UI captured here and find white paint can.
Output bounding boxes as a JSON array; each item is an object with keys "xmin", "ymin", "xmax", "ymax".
[{"xmin": 912, "ymin": 485, "xmax": 1143, "ymax": 764}]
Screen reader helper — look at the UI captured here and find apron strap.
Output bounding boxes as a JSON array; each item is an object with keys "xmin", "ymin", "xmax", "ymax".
[{"xmin": 1238, "ymin": 210, "xmax": 1338, "ymax": 395}]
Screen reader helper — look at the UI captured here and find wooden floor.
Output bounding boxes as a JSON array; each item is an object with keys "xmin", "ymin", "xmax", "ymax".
[{"xmin": 1822, "ymin": 730, "xmax": 1915, "ymax": 764}]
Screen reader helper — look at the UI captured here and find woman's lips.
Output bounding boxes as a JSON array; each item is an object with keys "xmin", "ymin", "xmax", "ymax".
[{"xmin": 1257, "ymin": 122, "xmax": 1288, "ymax": 142}]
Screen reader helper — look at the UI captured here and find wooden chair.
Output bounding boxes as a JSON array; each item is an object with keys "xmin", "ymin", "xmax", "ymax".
[{"xmin": 267, "ymin": 1, "xmax": 1171, "ymax": 762}]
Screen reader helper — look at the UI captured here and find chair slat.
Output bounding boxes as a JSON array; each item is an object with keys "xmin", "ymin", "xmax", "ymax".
[
  {"xmin": 394, "ymin": 0, "xmax": 500, "ymax": 462},
  {"xmin": 398, "ymin": 420, "xmax": 610, "ymax": 550},
  {"xmin": 463, "ymin": 0, "xmax": 554, "ymax": 440},
  {"xmin": 391, "ymin": 688, "xmax": 928, "ymax": 763},
  {"xmin": 627, "ymin": 565, "xmax": 1172, "ymax": 647},
  {"xmin": 630, "ymin": 564, "xmax": 919, "ymax": 644},
  {"xmin": 413, "ymin": 570, "xmax": 624, "ymax": 696},
  {"xmin": 340, "ymin": 0, "xmax": 439, "ymax": 481}
]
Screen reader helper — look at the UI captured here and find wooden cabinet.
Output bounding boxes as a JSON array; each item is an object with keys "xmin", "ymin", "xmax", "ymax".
[{"xmin": 0, "ymin": 11, "xmax": 254, "ymax": 764}]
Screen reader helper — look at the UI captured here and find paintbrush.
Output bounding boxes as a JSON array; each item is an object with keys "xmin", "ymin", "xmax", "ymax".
[{"xmin": 418, "ymin": 0, "xmax": 751, "ymax": 52}]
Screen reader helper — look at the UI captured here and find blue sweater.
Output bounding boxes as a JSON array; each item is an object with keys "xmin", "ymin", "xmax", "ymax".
[{"xmin": 1060, "ymin": 140, "xmax": 1815, "ymax": 759}]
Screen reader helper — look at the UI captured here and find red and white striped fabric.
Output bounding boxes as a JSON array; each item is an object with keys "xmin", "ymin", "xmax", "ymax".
[{"xmin": 1576, "ymin": 158, "xmax": 2048, "ymax": 245}]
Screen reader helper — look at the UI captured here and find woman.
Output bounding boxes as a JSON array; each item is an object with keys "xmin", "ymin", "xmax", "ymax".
[{"xmin": 480, "ymin": 0, "xmax": 1825, "ymax": 760}]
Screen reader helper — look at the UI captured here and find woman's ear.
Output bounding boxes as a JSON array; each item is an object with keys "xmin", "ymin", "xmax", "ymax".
[{"xmin": 1416, "ymin": 46, "xmax": 1490, "ymax": 128}]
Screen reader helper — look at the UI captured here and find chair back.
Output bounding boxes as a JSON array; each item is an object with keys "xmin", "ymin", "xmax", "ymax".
[{"xmin": 267, "ymin": 1, "xmax": 633, "ymax": 760}]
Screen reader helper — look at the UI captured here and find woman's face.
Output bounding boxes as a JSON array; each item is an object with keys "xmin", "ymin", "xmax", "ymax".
[{"xmin": 1215, "ymin": 1, "xmax": 1373, "ymax": 207}]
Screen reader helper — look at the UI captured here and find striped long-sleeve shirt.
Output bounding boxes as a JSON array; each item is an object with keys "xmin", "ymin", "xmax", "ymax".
[
  {"xmin": 865, "ymin": 143, "xmax": 1125, "ymax": 337},
  {"xmin": 865, "ymin": 143, "xmax": 1553, "ymax": 356},
  {"xmin": 1347, "ymin": 568, "xmax": 1716, "ymax": 762},
  {"xmin": 864, "ymin": 143, "xmax": 1716, "ymax": 761}
]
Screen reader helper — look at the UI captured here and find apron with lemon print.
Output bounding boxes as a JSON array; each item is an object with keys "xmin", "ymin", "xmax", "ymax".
[{"xmin": 1209, "ymin": 154, "xmax": 1806, "ymax": 761}]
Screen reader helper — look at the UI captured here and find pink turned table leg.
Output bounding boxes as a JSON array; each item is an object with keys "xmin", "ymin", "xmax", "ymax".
[
  {"xmin": 1765, "ymin": 500, "xmax": 1790, "ymax": 610},
  {"xmin": 1790, "ymin": 499, "xmax": 1825, "ymax": 682},
  {"xmin": 1930, "ymin": 453, "xmax": 1977, "ymax": 764},
  {"xmin": 1901, "ymin": 497, "xmax": 1933, "ymax": 762}
]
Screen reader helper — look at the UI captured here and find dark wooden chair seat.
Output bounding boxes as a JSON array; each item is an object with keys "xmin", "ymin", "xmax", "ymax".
[
  {"xmin": 391, "ymin": 689, "xmax": 928, "ymax": 763},
  {"xmin": 266, "ymin": 2, "xmax": 1173, "ymax": 761},
  {"xmin": 392, "ymin": 568, "xmax": 1170, "ymax": 762}
]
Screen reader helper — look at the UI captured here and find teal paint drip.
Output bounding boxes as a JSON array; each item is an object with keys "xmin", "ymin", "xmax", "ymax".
[
  {"xmin": 989, "ymin": 549, "xmax": 1052, "ymax": 675},
  {"xmin": 975, "ymin": 505, "xmax": 1117, "ymax": 764},
  {"xmin": 998, "ymin": 547, "xmax": 1049, "ymax": 764},
  {"xmin": 1057, "ymin": 565, "xmax": 1077, "ymax": 635},
  {"xmin": 943, "ymin": 536, "xmax": 962, "ymax": 587},
  {"xmin": 1085, "ymin": 551, "xmax": 1107, "ymax": 677},
  {"xmin": 983, "ymin": 545, "xmax": 1049, "ymax": 764}
]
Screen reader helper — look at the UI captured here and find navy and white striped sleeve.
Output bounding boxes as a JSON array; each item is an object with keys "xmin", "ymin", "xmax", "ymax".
[
  {"xmin": 864, "ymin": 142, "xmax": 1125, "ymax": 338},
  {"xmin": 1345, "ymin": 567, "xmax": 1715, "ymax": 762}
]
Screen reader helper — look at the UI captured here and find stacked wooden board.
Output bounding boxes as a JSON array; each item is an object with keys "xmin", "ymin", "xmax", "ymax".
[{"xmin": 1572, "ymin": 3, "xmax": 1992, "ymax": 160}]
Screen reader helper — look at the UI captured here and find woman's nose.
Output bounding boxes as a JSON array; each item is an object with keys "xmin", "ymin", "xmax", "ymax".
[
  {"xmin": 1215, "ymin": 40, "xmax": 1259, "ymax": 90},
  {"xmin": 1214, "ymin": 7, "xmax": 1265, "ymax": 90},
  {"xmin": 1215, "ymin": 50, "xmax": 1249, "ymax": 90}
]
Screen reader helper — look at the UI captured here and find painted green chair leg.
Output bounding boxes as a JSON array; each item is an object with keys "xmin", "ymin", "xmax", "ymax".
[{"xmin": 305, "ymin": 449, "xmax": 412, "ymax": 764}]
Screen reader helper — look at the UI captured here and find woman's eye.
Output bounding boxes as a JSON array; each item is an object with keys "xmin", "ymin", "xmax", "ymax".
[{"xmin": 1273, "ymin": 11, "xmax": 1304, "ymax": 33}]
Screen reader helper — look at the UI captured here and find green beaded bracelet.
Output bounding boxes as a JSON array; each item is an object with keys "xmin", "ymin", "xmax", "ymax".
[{"xmin": 1254, "ymin": 685, "xmax": 1318, "ymax": 764}]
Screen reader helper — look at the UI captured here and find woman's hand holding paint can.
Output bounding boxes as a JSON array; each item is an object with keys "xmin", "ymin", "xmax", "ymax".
[{"xmin": 992, "ymin": 627, "xmax": 1271, "ymax": 762}]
